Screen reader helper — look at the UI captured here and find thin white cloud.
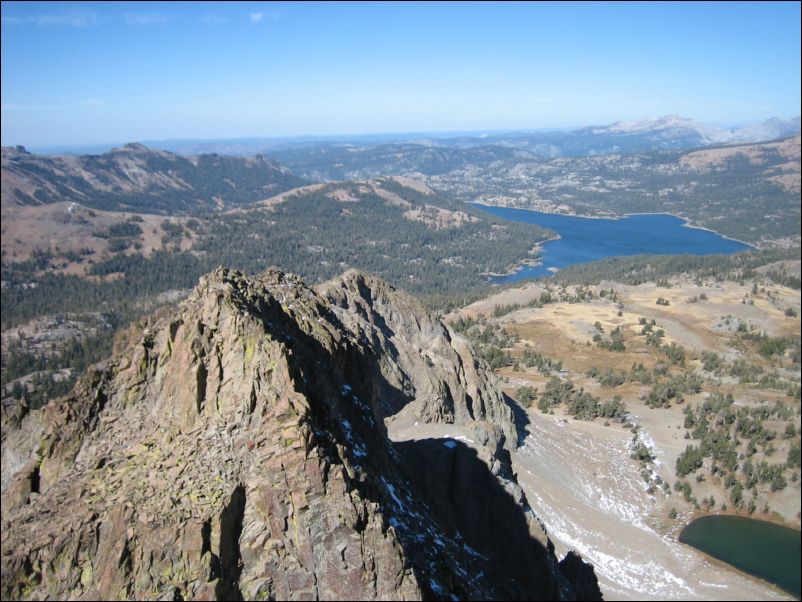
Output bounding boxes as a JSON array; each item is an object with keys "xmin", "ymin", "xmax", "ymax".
[
  {"xmin": 1, "ymin": 11, "xmax": 99, "ymax": 27},
  {"xmin": 123, "ymin": 13, "xmax": 169, "ymax": 27},
  {"xmin": 2, "ymin": 100, "xmax": 107, "ymax": 111},
  {"xmin": 249, "ymin": 12, "xmax": 264, "ymax": 24},
  {"xmin": 201, "ymin": 14, "xmax": 230, "ymax": 25}
]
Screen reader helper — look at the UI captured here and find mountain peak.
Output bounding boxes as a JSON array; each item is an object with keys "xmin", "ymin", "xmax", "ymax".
[
  {"xmin": 602, "ymin": 114, "xmax": 703, "ymax": 134},
  {"xmin": 110, "ymin": 141, "xmax": 157, "ymax": 154},
  {"xmin": 1, "ymin": 267, "xmax": 600, "ymax": 600},
  {"xmin": 588, "ymin": 114, "xmax": 801, "ymax": 144}
]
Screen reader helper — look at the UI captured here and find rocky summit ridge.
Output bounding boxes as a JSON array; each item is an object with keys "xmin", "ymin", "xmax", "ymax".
[{"xmin": 1, "ymin": 267, "xmax": 601, "ymax": 601}]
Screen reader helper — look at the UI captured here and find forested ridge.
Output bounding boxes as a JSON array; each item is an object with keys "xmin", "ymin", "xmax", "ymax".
[{"xmin": 1, "ymin": 176, "xmax": 552, "ymax": 404}]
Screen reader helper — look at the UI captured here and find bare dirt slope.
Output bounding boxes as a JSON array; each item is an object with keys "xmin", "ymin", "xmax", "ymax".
[
  {"xmin": 514, "ymin": 410, "xmax": 793, "ymax": 601},
  {"xmin": 1, "ymin": 201, "xmax": 194, "ymax": 275}
]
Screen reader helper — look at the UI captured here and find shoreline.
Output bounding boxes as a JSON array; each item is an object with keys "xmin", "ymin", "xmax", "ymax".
[
  {"xmin": 674, "ymin": 506, "xmax": 802, "ymax": 534},
  {"xmin": 482, "ymin": 233, "xmax": 562, "ymax": 279},
  {"xmin": 471, "ymin": 201, "xmax": 758, "ymax": 249},
  {"xmin": 624, "ymin": 211, "xmax": 757, "ymax": 249},
  {"xmin": 470, "ymin": 200, "xmax": 618, "ymax": 222}
]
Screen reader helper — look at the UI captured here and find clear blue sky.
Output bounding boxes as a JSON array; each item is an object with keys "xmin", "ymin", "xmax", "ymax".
[{"xmin": 2, "ymin": 1, "xmax": 800, "ymax": 147}]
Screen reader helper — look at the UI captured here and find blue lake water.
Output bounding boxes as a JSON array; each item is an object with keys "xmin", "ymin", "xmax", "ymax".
[{"xmin": 476, "ymin": 205, "xmax": 751, "ymax": 283}]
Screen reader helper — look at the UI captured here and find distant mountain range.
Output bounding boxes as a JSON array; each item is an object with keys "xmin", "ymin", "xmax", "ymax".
[
  {"xmin": 584, "ymin": 114, "xmax": 801, "ymax": 145},
  {"xmin": 242, "ymin": 115, "xmax": 802, "ymax": 182},
  {"xmin": 28, "ymin": 115, "xmax": 800, "ymax": 160}
]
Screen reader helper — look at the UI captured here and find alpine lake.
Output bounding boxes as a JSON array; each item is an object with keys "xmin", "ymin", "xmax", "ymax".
[
  {"xmin": 679, "ymin": 515, "xmax": 801, "ymax": 598},
  {"xmin": 476, "ymin": 206, "xmax": 751, "ymax": 282}
]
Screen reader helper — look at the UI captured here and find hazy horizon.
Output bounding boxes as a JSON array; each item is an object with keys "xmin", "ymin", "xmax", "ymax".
[
  {"xmin": 4, "ymin": 112, "xmax": 796, "ymax": 157},
  {"xmin": 2, "ymin": 1, "xmax": 800, "ymax": 147}
]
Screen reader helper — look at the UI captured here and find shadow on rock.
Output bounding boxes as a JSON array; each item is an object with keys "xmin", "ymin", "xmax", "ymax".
[
  {"xmin": 395, "ymin": 437, "xmax": 602, "ymax": 601},
  {"xmin": 504, "ymin": 392, "xmax": 531, "ymax": 446}
]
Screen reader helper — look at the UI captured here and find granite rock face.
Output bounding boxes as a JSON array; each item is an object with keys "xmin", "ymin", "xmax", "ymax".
[{"xmin": 1, "ymin": 267, "xmax": 600, "ymax": 600}]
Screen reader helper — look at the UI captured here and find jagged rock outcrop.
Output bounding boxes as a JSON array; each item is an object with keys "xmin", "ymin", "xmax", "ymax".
[
  {"xmin": 319, "ymin": 269, "xmax": 519, "ymax": 457},
  {"xmin": 1, "ymin": 267, "xmax": 600, "ymax": 600},
  {"xmin": 1, "ymin": 399, "xmax": 45, "ymax": 513}
]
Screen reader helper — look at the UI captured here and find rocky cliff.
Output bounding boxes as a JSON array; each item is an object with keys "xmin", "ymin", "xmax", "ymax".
[
  {"xmin": 1, "ymin": 267, "xmax": 601, "ymax": 600},
  {"xmin": 319, "ymin": 269, "xmax": 518, "ymax": 454}
]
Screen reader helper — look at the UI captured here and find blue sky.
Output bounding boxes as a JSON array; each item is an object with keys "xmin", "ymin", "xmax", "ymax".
[{"xmin": 1, "ymin": 1, "xmax": 800, "ymax": 147}]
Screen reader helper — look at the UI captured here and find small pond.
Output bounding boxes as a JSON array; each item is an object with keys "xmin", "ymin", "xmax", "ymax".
[{"xmin": 679, "ymin": 515, "xmax": 801, "ymax": 598}]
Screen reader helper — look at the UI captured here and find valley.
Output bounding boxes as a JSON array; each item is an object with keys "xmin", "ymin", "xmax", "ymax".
[{"xmin": 446, "ymin": 264, "xmax": 801, "ymax": 599}]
